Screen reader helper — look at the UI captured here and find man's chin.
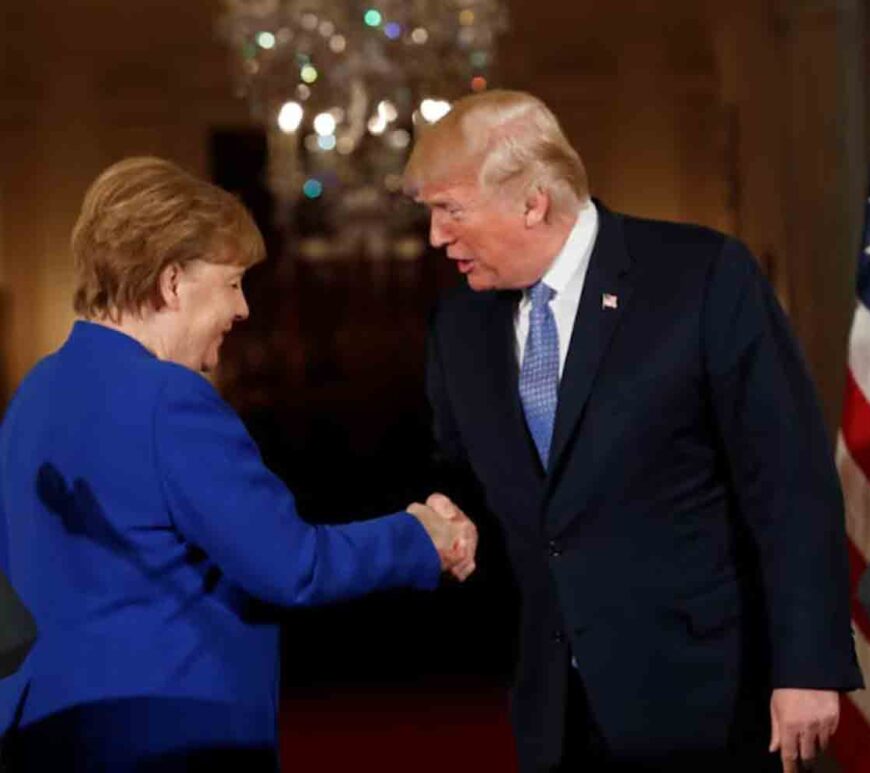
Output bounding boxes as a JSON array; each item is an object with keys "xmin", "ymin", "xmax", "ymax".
[{"xmin": 465, "ymin": 272, "xmax": 495, "ymax": 292}]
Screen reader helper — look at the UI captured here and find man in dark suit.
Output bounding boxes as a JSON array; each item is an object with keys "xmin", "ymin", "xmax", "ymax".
[{"xmin": 404, "ymin": 90, "xmax": 863, "ymax": 772}]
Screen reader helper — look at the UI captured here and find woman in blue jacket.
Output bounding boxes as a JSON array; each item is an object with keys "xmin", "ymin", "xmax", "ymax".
[{"xmin": 0, "ymin": 157, "xmax": 476, "ymax": 771}]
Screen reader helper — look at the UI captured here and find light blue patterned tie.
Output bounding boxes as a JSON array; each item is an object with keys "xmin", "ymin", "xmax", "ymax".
[{"xmin": 519, "ymin": 281, "xmax": 559, "ymax": 469}]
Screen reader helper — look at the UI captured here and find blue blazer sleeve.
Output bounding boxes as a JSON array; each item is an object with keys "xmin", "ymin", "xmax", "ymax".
[
  {"xmin": 704, "ymin": 238, "xmax": 862, "ymax": 690},
  {"xmin": 154, "ymin": 366, "xmax": 441, "ymax": 607}
]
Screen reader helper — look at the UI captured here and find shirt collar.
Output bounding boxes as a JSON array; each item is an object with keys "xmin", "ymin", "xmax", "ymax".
[{"xmin": 538, "ymin": 199, "xmax": 598, "ymax": 297}]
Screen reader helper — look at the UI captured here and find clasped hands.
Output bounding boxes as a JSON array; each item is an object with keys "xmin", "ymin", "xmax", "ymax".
[{"xmin": 408, "ymin": 493, "xmax": 477, "ymax": 581}]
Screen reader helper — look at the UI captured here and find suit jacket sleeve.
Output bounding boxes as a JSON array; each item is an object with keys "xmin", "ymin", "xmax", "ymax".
[
  {"xmin": 426, "ymin": 310, "xmax": 468, "ymax": 476},
  {"xmin": 704, "ymin": 238, "xmax": 862, "ymax": 690},
  {"xmin": 425, "ymin": 308, "xmax": 488, "ymax": 516},
  {"xmin": 153, "ymin": 366, "xmax": 441, "ymax": 607}
]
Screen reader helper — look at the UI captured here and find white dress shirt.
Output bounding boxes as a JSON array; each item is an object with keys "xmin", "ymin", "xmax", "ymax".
[{"xmin": 515, "ymin": 200, "xmax": 599, "ymax": 377}]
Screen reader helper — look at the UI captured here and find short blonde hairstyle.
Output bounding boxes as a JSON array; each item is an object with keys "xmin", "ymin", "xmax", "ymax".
[
  {"xmin": 404, "ymin": 90, "xmax": 588, "ymax": 215},
  {"xmin": 72, "ymin": 156, "xmax": 265, "ymax": 320}
]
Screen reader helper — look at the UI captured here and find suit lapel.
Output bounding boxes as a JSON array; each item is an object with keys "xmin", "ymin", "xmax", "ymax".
[
  {"xmin": 478, "ymin": 290, "xmax": 545, "ymax": 480},
  {"xmin": 546, "ymin": 205, "xmax": 634, "ymax": 485}
]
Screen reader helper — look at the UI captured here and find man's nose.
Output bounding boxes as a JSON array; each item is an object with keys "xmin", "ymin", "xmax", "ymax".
[
  {"xmin": 236, "ymin": 291, "xmax": 250, "ymax": 321},
  {"xmin": 429, "ymin": 216, "xmax": 451, "ymax": 248}
]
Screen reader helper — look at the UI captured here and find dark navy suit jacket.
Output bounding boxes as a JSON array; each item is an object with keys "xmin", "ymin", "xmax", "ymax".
[
  {"xmin": 0, "ymin": 321, "xmax": 440, "ymax": 762},
  {"xmin": 426, "ymin": 204, "xmax": 863, "ymax": 770}
]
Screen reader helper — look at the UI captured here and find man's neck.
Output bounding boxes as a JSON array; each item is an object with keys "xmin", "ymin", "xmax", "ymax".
[{"xmin": 532, "ymin": 204, "xmax": 584, "ymax": 283}]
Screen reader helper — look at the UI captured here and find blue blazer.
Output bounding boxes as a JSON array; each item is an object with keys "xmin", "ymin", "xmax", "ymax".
[
  {"xmin": 426, "ymin": 203, "xmax": 863, "ymax": 770},
  {"xmin": 0, "ymin": 321, "xmax": 440, "ymax": 753}
]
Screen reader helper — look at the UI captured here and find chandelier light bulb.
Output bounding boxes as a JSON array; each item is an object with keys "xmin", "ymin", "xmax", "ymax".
[
  {"xmin": 317, "ymin": 135, "xmax": 337, "ymax": 151},
  {"xmin": 388, "ymin": 129, "xmax": 410, "ymax": 149},
  {"xmin": 363, "ymin": 9, "xmax": 383, "ymax": 28},
  {"xmin": 367, "ymin": 114, "xmax": 388, "ymax": 135},
  {"xmin": 328, "ymin": 34, "xmax": 347, "ymax": 53},
  {"xmin": 277, "ymin": 101, "xmax": 304, "ymax": 133},
  {"xmin": 302, "ymin": 178, "xmax": 323, "ymax": 199},
  {"xmin": 410, "ymin": 27, "xmax": 428, "ymax": 44},
  {"xmin": 313, "ymin": 112, "xmax": 337, "ymax": 136},
  {"xmin": 256, "ymin": 31, "xmax": 276, "ymax": 49},
  {"xmin": 300, "ymin": 64, "xmax": 318, "ymax": 84},
  {"xmin": 377, "ymin": 100, "xmax": 398, "ymax": 123},
  {"xmin": 419, "ymin": 99, "xmax": 452, "ymax": 124}
]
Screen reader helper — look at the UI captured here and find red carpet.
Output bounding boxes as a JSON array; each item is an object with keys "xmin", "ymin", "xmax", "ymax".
[{"xmin": 279, "ymin": 683, "xmax": 518, "ymax": 772}]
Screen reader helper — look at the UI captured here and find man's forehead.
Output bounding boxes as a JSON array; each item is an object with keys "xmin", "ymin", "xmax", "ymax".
[{"xmin": 415, "ymin": 178, "xmax": 480, "ymax": 205}]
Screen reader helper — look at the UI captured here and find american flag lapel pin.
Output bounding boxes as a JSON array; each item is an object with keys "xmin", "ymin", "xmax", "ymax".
[{"xmin": 602, "ymin": 293, "xmax": 618, "ymax": 310}]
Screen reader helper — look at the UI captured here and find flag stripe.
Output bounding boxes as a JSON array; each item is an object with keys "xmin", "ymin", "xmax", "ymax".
[
  {"xmin": 837, "ymin": 436, "xmax": 870, "ymax": 565},
  {"xmin": 841, "ymin": 371, "xmax": 870, "ymax": 486},
  {"xmin": 846, "ymin": 302, "xmax": 870, "ymax": 401},
  {"xmin": 851, "ymin": 627, "xmax": 870, "ymax": 725},
  {"xmin": 832, "ymin": 693, "xmax": 870, "ymax": 772},
  {"xmin": 848, "ymin": 541, "xmax": 870, "ymax": 644}
]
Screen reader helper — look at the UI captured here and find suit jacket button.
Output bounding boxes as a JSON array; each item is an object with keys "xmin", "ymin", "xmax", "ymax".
[
  {"xmin": 553, "ymin": 631, "xmax": 565, "ymax": 644},
  {"xmin": 548, "ymin": 540, "xmax": 562, "ymax": 558}
]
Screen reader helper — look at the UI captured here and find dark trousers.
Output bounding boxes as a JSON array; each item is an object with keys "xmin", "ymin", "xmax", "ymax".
[{"xmin": 552, "ymin": 668, "xmax": 782, "ymax": 773}]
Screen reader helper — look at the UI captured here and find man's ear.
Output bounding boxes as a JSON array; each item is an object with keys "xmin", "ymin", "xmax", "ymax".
[
  {"xmin": 524, "ymin": 185, "xmax": 550, "ymax": 228},
  {"xmin": 158, "ymin": 263, "xmax": 183, "ymax": 311}
]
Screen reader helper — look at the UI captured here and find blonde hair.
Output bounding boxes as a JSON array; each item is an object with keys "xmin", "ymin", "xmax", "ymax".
[
  {"xmin": 404, "ymin": 90, "xmax": 588, "ymax": 215},
  {"xmin": 72, "ymin": 156, "xmax": 265, "ymax": 320}
]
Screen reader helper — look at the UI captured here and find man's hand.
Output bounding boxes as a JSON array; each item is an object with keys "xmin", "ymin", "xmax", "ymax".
[
  {"xmin": 407, "ymin": 493, "xmax": 478, "ymax": 581},
  {"xmin": 769, "ymin": 688, "xmax": 839, "ymax": 772}
]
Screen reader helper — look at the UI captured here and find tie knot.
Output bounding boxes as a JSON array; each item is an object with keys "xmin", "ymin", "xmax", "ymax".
[{"xmin": 528, "ymin": 281, "xmax": 555, "ymax": 309}]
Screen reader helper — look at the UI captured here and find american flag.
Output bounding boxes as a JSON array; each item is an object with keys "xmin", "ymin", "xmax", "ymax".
[{"xmin": 832, "ymin": 193, "xmax": 870, "ymax": 770}]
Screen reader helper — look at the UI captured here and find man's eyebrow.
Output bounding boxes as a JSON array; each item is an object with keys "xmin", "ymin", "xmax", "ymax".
[{"xmin": 428, "ymin": 196, "xmax": 461, "ymax": 208}]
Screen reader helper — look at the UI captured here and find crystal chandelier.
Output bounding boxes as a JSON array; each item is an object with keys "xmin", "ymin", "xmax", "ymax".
[{"xmin": 218, "ymin": 0, "xmax": 508, "ymax": 256}]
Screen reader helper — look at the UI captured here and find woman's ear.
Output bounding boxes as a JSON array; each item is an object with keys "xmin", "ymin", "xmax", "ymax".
[
  {"xmin": 524, "ymin": 185, "xmax": 550, "ymax": 228},
  {"xmin": 158, "ymin": 263, "xmax": 183, "ymax": 311}
]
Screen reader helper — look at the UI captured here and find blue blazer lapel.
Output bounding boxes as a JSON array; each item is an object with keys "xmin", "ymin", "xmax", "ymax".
[{"xmin": 546, "ymin": 205, "xmax": 634, "ymax": 484}]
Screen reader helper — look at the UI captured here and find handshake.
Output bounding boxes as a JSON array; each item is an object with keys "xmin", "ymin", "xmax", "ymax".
[{"xmin": 407, "ymin": 494, "xmax": 478, "ymax": 581}]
